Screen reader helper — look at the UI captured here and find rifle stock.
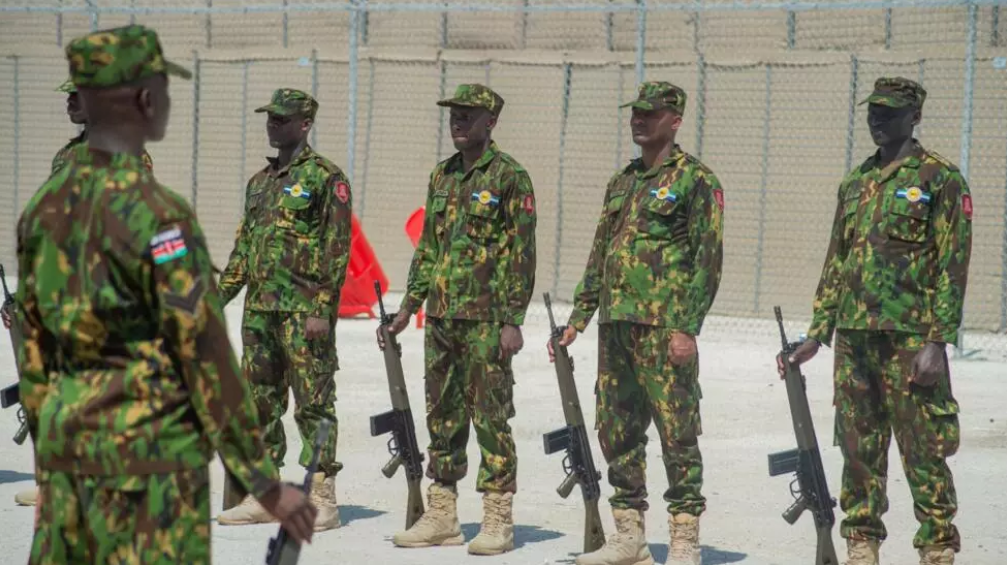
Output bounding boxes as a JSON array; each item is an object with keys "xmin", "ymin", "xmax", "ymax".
[
  {"xmin": 542, "ymin": 293, "xmax": 606, "ymax": 555},
  {"xmin": 0, "ymin": 263, "xmax": 27, "ymax": 444},
  {"xmin": 265, "ymin": 419, "xmax": 332, "ymax": 565},
  {"xmin": 767, "ymin": 306, "xmax": 839, "ymax": 565},
  {"xmin": 369, "ymin": 280, "xmax": 425, "ymax": 531}
]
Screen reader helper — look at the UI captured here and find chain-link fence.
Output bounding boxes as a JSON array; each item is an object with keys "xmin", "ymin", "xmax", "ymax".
[{"xmin": 1, "ymin": 0, "xmax": 1005, "ymax": 356}]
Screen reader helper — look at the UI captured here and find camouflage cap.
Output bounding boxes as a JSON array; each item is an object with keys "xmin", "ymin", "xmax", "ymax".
[
  {"xmin": 255, "ymin": 88, "xmax": 319, "ymax": 119},
  {"xmin": 65, "ymin": 24, "xmax": 192, "ymax": 89},
  {"xmin": 620, "ymin": 81, "xmax": 687, "ymax": 115},
  {"xmin": 860, "ymin": 76, "xmax": 926, "ymax": 109},
  {"xmin": 436, "ymin": 84, "xmax": 505, "ymax": 116},
  {"xmin": 55, "ymin": 79, "xmax": 77, "ymax": 94}
]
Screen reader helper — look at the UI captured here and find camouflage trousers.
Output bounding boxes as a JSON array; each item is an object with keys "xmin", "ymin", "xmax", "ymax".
[
  {"xmin": 424, "ymin": 317, "xmax": 517, "ymax": 494},
  {"xmin": 30, "ymin": 468, "xmax": 210, "ymax": 565},
  {"xmin": 833, "ymin": 329, "xmax": 961, "ymax": 551},
  {"xmin": 242, "ymin": 310, "xmax": 341, "ymax": 476},
  {"xmin": 596, "ymin": 321, "xmax": 705, "ymax": 515}
]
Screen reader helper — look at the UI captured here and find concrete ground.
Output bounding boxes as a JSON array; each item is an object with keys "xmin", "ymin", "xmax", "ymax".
[{"xmin": 0, "ymin": 293, "xmax": 1003, "ymax": 564}]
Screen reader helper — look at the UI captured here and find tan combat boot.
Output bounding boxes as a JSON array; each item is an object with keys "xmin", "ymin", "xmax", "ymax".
[
  {"xmin": 468, "ymin": 492, "xmax": 515, "ymax": 555},
  {"xmin": 310, "ymin": 472, "xmax": 341, "ymax": 531},
  {"xmin": 217, "ymin": 494, "xmax": 279, "ymax": 525},
  {"xmin": 575, "ymin": 507, "xmax": 654, "ymax": 565},
  {"xmin": 668, "ymin": 513, "xmax": 702, "ymax": 564},
  {"xmin": 14, "ymin": 486, "xmax": 37, "ymax": 506},
  {"xmin": 919, "ymin": 546, "xmax": 954, "ymax": 565},
  {"xmin": 392, "ymin": 482, "xmax": 465, "ymax": 548},
  {"xmin": 844, "ymin": 539, "xmax": 881, "ymax": 565}
]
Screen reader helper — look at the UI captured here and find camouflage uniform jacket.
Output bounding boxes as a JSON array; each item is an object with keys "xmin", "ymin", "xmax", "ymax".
[
  {"xmin": 15, "ymin": 143, "xmax": 278, "ymax": 499},
  {"xmin": 568, "ymin": 145, "xmax": 724, "ymax": 335},
  {"xmin": 401, "ymin": 141, "xmax": 537, "ymax": 326},
  {"xmin": 51, "ymin": 130, "xmax": 153, "ymax": 175},
  {"xmin": 218, "ymin": 144, "xmax": 353, "ymax": 319},
  {"xmin": 808, "ymin": 140, "xmax": 972, "ymax": 347}
]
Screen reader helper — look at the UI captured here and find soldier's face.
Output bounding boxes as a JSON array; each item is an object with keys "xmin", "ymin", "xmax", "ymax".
[
  {"xmin": 449, "ymin": 107, "xmax": 495, "ymax": 151},
  {"xmin": 630, "ymin": 107, "xmax": 680, "ymax": 147},
  {"xmin": 867, "ymin": 104, "xmax": 918, "ymax": 147},
  {"xmin": 267, "ymin": 112, "xmax": 310, "ymax": 148},
  {"xmin": 66, "ymin": 92, "xmax": 87, "ymax": 125}
]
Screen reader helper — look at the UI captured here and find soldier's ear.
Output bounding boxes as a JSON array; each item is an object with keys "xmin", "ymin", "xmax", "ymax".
[
  {"xmin": 911, "ymin": 109, "xmax": 922, "ymax": 127},
  {"xmin": 301, "ymin": 118, "xmax": 314, "ymax": 133},
  {"xmin": 137, "ymin": 87, "xmax": 155, "ymax": 121}
]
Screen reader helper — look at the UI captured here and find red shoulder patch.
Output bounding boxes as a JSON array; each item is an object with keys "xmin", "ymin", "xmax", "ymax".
[
  {"xmin": 962, "ymin": 194, "xmax": 972, "ymax": 221},
  {"xmin": 335, "ymin": 181, "xmax": 350, "ymax": 204},
  {"xmin": 523, "ymin": 194, "xmax": 535, "ymax": 214},
  {"xmin": 713, "ymin": 188, "xmax": 725, "ymax": 211}
]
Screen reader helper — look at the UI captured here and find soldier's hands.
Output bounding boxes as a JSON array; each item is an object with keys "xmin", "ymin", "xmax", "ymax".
[
  {"xmin": 668, "ymin": 332, "xmax": 697, "ymax": 365},
  {"xmin": 376, "ymin": 311, "xmax": 411, "ymax": 350},
  {"xmin": 1, "ymin": 308, "xmax": 10, "ymax": 329},
  {"xmin": 547, "ymin": 326, "xmax": 578, "ymax": 363},
  {"xmin": 777, "ymin": 339, "xmax": 820, "ymax": 379},
  {"xmin": 500, "ymin": 324, "xmax": 523, "ymax": 359},
  {"xmin": 258, "ymin": 483, "xmax": 318, "ymax": 544},
  {"xmin": 305, "ymin": 316, "xmax": 330, "ymax": 340},
  {"xmin": 910, "ymin": 342, "xmax": 946, "ymax": 387}
]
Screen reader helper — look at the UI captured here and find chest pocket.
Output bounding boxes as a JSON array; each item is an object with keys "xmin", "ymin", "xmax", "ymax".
[
  {"xmin": 277, "ymin": 190, "xmax": 316, "ymax": 235},
  {"xmin": 886, "ymin": 188, "xmax": 933, "ymax": 243},
  {"xmin": 430, "ymin": 194, "xmax": 448, "ymax": 237},
  {"xmin": 466, "ymin": 190, "xmax": 503, "ymax": 241},
  {"xmin": 638, "ymin": 188, "xmax": 683, "ymax": 239},
  {"xmin": 841, "ymin": 195, "xmax": 860, "ymax": 241}
]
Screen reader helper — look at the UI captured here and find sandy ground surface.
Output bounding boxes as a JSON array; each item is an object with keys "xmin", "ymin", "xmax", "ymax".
[{"xmin": 0, "ymin": 290, "xmax": 1004, "ymax": 565}]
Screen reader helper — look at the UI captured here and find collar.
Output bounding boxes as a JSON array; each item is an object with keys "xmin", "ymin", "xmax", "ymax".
[
  {"xmin": 265, "ymin": 143, "xmax": 314, "ymax": 177},
  {"xmin": 630, "ymin": 144, "xmax": 687, "ymax": 179},
  {"xmin": 446, "ymin": 141, "xmax": 500, "ymax": 175},
  {"xmin": 865, "ymin": 139, "xmax": 925, "ymax": 181},
  {"xmin": 76, "ymin": 142, "xmax": 147, "ymax": 171}
]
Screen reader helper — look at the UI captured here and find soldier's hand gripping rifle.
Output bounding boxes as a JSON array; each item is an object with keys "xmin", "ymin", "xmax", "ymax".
[
  {"xmin": 265, "ymin": 419, "xmax": 331, "ymax": 565},
  {"xmin": 542, "ymin": 293, "xmax": 605, "ymax": 554},
  {"xmin": 0, "ymin": 264, "xmax": 28, "ymax": 445},
  {"xmin": 369, "ymin": 280, "xmax": 425, "ymax": 530},
  {"xmin": 767, "ymin": 306, "xmax": 838, "ymax": 565}
]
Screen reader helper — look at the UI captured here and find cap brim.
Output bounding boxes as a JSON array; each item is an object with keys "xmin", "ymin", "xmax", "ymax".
[
  {"xmin": 254, "ymin": 104, "xmax": 299, "ymax": 116},
  {"xmin": 858, "ymin": 94, "xmax": 911, "ymax": 108},
  {"xmin": 164, "ymin": 59, "xmax": 193, "ymax": 80},
  {"xmin": 620, "ymin": 100, "xmax": 655, "ymax": 110}
]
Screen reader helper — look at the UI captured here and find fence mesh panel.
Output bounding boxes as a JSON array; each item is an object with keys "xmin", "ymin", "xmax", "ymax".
[{"xmin": 1, "ymin": 0, "xmax": 1006, "ymax": 357}]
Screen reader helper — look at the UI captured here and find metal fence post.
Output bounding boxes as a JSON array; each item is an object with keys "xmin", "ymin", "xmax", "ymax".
[
  {"xmin": 12, "ymin": 56, "xmax": 20, "ymax": 228},
  {"xmin": 845, "ymin": 54, "xmax": 859, "ymax": 174},
  {"xmin": 437, "ymin": 58, "xmax": 447, "ymax": 162},
  {"xmin": 553, "ymin": 62, "xmax": 573, "ymax": 298},
  {"xmin": 615, "ymin": 62, "xmax": 624, "ymax": 170},
  {"xmin": 347, "ymin": 0, "xmax": 360, "ymax": 185},
  {"xmin": 1002, "ymin": 113, "xmax": 1007, "ymax": 332},
  {"xmin": 56, "ymin": 0, "xmax": 64, "ymax": 47},
  {"xmin": 917, "ymin": 58, "xmax": 926, "ymax": 141},
  {"xmin": 634, "ymin": 0, "xmax": 646, "ymax": 158},
  {"xmin": 207, "ymin": 0, "xmax": 213, "ymax": 48},
  {"xmin": 786, "ymin": 10, "xmax": 796, "ymax": 48},
  {"xmin": 282, "ymin": 0, "xmax": 289, "ymax": 49},
  {"xmin": 311, "ymin": 48, "xmax": 319, "ymax": 149},
  {"xmin": 239, "ymin": 60, "xmax": 250, "ymax": 209},
  {"xmin": 884, "ymin": 2, "xmax": 892, "ymax": 49},
  {"xmin": 695, "ymin": 54, "xmax": 707, "ymax": 159},
  {"xmin": 754, "ymin": 63, "xmax": 773, "ymax": 314},
  {"xmin": 956, "ymin": 1, "xmax": 978, "ymax": 356},
  {"xmin": 359, "ymin": 57, "xmax": 376, "ymax": 220},
  {"xmin": 191, "ymin": 52, "xmax": 202, "ymax": 209},
  {"xmin": 85, "ymin": 0, "xmax": 98, "ymax": 31}
]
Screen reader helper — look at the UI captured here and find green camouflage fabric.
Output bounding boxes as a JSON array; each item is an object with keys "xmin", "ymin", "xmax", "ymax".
[
  {"xmin": 65, "ymin": 24, "xmax": 191, "ymax": 89},
  {"xmin": 807, "ymin": 141, "xmax": 972, "ymax": 346},
  {"xmin": 241, "ymin": 310, "xmax": 341, "ymax": 476},
  {"xmin": 832, "ymin": 329, "xmax": 960, "ymax": 551},
  {"xmin": 860, "ymin": 76, "xmax": 927, "ymax": 109},
  {"xmin": 255, "ymin": 88, "xmax": 319, "ymax": 119},
  {"xmin": 50, "ymin": 131, "xmax": 153, "ymax": 175},
  {"xmin": 14, "ymin": 142, "xmax": 278, "ymax": 502},
  {"xmin": 568, "ymin": 145, "xmax": 725, "ymax": 334},
  {"xmin": 436, "ymin": 83, "xmax": 505, "ymax": 116},
  {"xmin": 30, "ymin": 468, "xmax": 211, "ymax": 564},
  {"xmin": 401, "ymin": 141, "xmax": 537, "ymax": 326},
  {"xmin": 424, "ymin": 318, "xmax": 517, "ymax": 493},
  {"xmin": 218, "ymin": 144, "xmax": 353, "ymax": 318},
  {"xmin": 619, "ymin": 81, "xmax": 687, "ymax": 115},
  {"xmin": 596, "ymin": 322, "xmax": 705, "ymax": 515}
]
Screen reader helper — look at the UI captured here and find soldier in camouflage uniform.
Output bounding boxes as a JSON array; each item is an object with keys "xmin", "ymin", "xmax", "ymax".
[
  {"xmin": 7, "ymin": 77, "xmax": 154, "ymax": 510},
  {"xmin": 549, "ymin": 81, "xmax": 725, "ymax": 565},
  {"xmin": 782, "ymin": 77, "xmax": 970, "ymax": 565},
  {"xmin": 377, "ymin": 84, "xmax": 537, "ymax": 556},
  {"xmin": 15, "ymin": 25, "xmax": 317, "ymax": 563},
  {"xmin": 215, "ymin": 88, "xmax": 351, "ymax": 532}
]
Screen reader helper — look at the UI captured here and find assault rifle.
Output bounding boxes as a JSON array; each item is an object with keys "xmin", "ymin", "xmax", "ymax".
[
  {"xmin": 542, "ymin": 293, "xmax": 605, "ymax": 554},
  {"xmin": 265, "ymin": 419, "xmax": 332, "ymax": 565},
  {"xmin": 767, "ymin": 306, "xmax": 838, "ymax": 565},
  {"xmin": 0, "ymin": 264, "xmax": 27, "ymax": 445},
  {"xmin": 369, "ymin": 280, "xmax": 425, "ymax": 530}
]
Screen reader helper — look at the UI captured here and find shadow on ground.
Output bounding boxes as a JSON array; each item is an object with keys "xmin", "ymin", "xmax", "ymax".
[
  {"xmin": 461, "ymin": 522, "xmax": 564, "ymax": 549},
  {"xmin": 650, "ymin": 543, "xmax": 747, "ymax": 564},
  {"xmin": 0, "ymin": 470, "xmax": 34, "ymax": 485},
  {"xmin": 340, "ymin": 505, "xmax": 386, "ymax": 526}
]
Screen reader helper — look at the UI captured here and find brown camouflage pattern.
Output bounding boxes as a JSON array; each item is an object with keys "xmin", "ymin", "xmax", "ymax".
[{"xmin": 860, "ymin": 76, "xmax": 927, "ymax": 109}]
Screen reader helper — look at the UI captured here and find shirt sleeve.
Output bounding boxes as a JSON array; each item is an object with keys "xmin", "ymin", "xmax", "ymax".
[
  {"xmin": 807, "ymin": 184, "xmax": 852, "ymax": 347},
  {"xmin": 671, "ymin": 171, "xmax": 724, "ymax": 336},
  {"xmin": 927, "ymin": 170, "xmax": 973, "ymax": 344},
  {"xmin": 568, "ymin": 175, "xmax": 621, "ymax": 332},
  {"xmin": 310, "ymin": 174, "xmax": 353, "ymax": 319},
  {"xmin": 217, "ymin": 183, "xmax": 255, "ymax": 306},
  {"xmin": 500, "ymin": 169, "xmax": 537, "ymax": 326},
  {"xmin": 146, "ymin": 215, "xmax": 279, "ymax": 501},
  {"xmin": 401, "ymin": 172, "xmax": 440, "ymax": 315}
]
